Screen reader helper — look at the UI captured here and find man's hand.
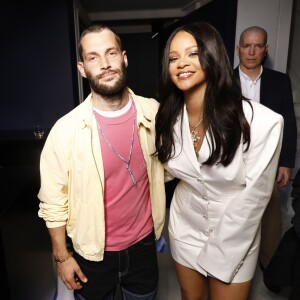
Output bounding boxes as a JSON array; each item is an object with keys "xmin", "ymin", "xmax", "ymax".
[
  {"xmin": 57, "ymin": 256, "xmax": 88, "ymax": 290},
  {"xmin": 276, "ymin": 167, "xmax": 292, "ymax": 189}
]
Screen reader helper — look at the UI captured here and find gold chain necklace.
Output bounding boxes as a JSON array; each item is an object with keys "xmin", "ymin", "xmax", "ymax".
[{"xmin": 189, "ymin": 118, "xmax": 203, "ymax": 157}]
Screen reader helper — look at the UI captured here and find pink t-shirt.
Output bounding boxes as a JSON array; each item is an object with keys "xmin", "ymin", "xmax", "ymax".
[{"xmin": 93, "ymin": 100, "xmax": 153, "ymax": 251}]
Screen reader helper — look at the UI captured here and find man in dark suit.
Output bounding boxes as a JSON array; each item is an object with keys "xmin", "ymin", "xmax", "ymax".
[
  {"xmin": 264, "ymin": 167, "xmax": 300, "ymax": 300},
  {"xmin": 234, "ymin": 26, "xmax": 297, "ymax": 293}
]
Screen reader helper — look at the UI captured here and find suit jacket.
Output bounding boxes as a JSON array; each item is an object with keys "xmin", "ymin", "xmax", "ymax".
[
  {"xmin": 165, "ymin": 100, "xmax": 283, "ymax": 282},
  {"xmin": 264, "ymin": 168, "xmax": 300, "ymax": 286},
  {"xmin": 234, "ymin": 66, "xmax": 297, "ymax": 168},
  {"xmin": 291, "ymin": 168, "xmax": 300, "ymax": 237}
]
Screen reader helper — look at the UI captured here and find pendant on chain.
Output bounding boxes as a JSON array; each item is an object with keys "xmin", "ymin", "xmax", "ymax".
[
  {"xmin": 126, "ymin": 164, "xmax": 137, "ymax": 185},
  {"xmin": 191, "ymin": 130, "xmax": 201, "ymax": 157},
  {"xmin": 189, "ymin": 118, "xmax": 203, "ymax": 158}
]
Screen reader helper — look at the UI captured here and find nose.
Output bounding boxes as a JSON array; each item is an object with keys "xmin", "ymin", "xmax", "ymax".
[
  {"xmin": 249, "ymin": 45, "xmax": 255, "ymax": 56},
  {"xmin": 99, "ymin": 56, "xmax": 111, "ymax": 69},
  {"xmin": 177, "ymin": 57, "xmax": 190, "ymax": 68}
]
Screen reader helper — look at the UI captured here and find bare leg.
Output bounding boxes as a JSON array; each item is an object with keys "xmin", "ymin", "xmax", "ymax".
[
  {"xmin": 209, "ymin": 277, "xmax": 252, "ymax": 300},
  {"xmin": 174, "ymin": 261, "xmax": 209, "ymax": 300}
]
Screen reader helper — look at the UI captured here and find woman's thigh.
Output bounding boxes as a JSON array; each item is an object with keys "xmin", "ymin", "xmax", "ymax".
[
  {"xmin": 209, "ymin": 277, "xmax": 252, "ymax": 300},
  {"xmin": 174, "ymin": 261, "xmax": 209, "ymax": 300}
]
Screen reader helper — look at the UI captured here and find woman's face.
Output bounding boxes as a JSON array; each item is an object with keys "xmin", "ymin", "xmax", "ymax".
[{"xmin": 168, "ymin": 31, "xmax": 206, "ymax": 93}]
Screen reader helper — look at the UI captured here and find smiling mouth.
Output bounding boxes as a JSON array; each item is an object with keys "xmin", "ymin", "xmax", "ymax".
[{"xmin": 178, "ymin": 71, "xmax": 193, "ymax": 78}]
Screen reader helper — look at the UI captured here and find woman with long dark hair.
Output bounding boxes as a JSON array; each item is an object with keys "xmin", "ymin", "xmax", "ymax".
[{"xmin": 155, "ymin": 22, "xmax": 283, "ymax": 299}]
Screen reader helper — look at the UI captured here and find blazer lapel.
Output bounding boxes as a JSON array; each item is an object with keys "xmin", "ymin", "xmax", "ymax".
[
  {"xmin": 176, "ymin": 106, "xmax": 203, "ymax": 174},
  {"xmin": 260, "ymin": 68, "xmax": 272, "ymax": 107}
]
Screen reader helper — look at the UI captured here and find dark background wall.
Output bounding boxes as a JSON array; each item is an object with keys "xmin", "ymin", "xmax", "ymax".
[
  {"xmin": 120, "ymin": 32, "xmax": 159, "ymax": 99},
  {"xmin": 1, "ymin": 0, "xmax": 77, "ymax": 131}
]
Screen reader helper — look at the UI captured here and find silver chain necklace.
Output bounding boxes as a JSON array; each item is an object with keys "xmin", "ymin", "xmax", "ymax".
[{"xmin": 93, "ymin": 105, "xmax": 137, "ymax": 185}]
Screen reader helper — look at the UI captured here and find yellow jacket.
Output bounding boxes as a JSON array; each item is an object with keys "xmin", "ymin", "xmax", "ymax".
[{"xmin": 38, "ymin": 89, "xmax": 166, "ymax": 261}]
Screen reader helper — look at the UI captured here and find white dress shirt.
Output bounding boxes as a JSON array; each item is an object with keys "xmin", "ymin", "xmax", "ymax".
[{"xmin": 239, "ymin": 66, "xmax": 263, "ymax": 103}]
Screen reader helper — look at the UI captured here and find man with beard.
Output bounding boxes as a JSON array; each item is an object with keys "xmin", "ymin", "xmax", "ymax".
[{"xmin": 38, "ymin": 24, "xmax": 166, "ymax": 300}]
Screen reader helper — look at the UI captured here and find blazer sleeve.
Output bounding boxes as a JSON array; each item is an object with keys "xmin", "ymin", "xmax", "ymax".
[
  {"xmin": 278, "ymin": 74, "xmax": 297, "ymax": 168},
  {"xmin": 261, "ymin": 70, "xmax": 297, "ymax": 168},
  {"xmin": 196, "ymin": 103, "xmax": 283, "ymax": 283}
]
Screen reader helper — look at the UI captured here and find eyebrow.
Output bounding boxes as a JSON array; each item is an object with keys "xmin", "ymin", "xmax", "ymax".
[
  {"xmin": 85, "ymin": 47, "xmax": 120, "ymax": 56},
  {"xmin": 169, "ymin": 45, "xmax": 198, "ymax": 55},
  {"xmin": 85, "ymin": 51, "xmax": 98, "ymax": 57},
  {"xmin": 105, "ymin": 46, "xmax": 119, "ymax": 52},
  {"xmin": 240, "ymin": 42, "xmax": 266, "ymax": 46}
]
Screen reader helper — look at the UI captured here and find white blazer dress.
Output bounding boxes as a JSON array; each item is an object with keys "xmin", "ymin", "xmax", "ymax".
[{"xmin": 165, "ymin": 100, "xmax": 283, "ymax": 283}]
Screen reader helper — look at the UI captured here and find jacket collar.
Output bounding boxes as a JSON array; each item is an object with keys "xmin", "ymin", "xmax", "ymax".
[
  {"xmin": 130, "ymin": 89, "xmax": 152, "ymax": 129},
  {"xmin": 79, "ymin": 88, "xmax": 152, "ymax": 130},
  {"xmin": 174, "ymin": 105, "xmax": 203, "ymax": 174},
  {"xmin": 80, "ymin": 94, "xmax": 94, "ymax": 129}
]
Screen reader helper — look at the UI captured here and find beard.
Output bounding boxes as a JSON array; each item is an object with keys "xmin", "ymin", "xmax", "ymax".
[{"xmin": 85, "ymin": 61, "xmax": 127, "ymax": 100}]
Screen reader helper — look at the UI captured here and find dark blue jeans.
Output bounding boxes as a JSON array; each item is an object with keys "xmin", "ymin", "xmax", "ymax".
[{"xmin": 73, "ymin": 231, "xmax": 158, "ymax": 300}]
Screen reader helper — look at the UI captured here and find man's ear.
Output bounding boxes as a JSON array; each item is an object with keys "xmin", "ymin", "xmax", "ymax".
[
  {"xmin": 77, "ymin": 62, "xmax": 87, "ymax": 78},
  {"xmin": 265, "ymin": 45, "xmax": 269, "ymax": 57},
  {"xmin": 122, "ymin": 50, "xmax": 128, "ymax": 68},
  {"xmin": 236, "ymin": 45, "xmax": 240, "ymax": 56}
]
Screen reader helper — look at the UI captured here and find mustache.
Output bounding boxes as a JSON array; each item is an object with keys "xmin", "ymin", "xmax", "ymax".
[{"xmin": 96, "ymin": 69, "xmax": 120, "ymax": 79}]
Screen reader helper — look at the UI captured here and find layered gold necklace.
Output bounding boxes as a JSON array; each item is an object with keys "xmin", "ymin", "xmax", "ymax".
[{"xmin": 189, "ymin": 118, "xmax": 203, "ymax": 157}]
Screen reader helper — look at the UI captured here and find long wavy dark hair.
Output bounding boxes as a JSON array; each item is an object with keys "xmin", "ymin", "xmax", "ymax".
[{"xmin": 155, "ymin": 22, "xmax": 251, "ymax": 166}]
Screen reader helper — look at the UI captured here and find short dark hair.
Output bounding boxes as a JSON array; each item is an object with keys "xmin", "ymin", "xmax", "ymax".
[{"xmin": 78, "ymin": 24, "xmax": 122, "ymax": 61}]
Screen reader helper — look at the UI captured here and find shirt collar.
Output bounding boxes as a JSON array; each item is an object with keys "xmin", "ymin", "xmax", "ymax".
[{"xmin": 239, "ymin": 65, "xmax": 263, "ymax": 84}]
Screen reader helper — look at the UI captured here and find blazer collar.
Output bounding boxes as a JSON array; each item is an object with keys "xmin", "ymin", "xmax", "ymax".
[{"xmin": 174, "ymin": 105, "xmax": 209, "ymax": 174}]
